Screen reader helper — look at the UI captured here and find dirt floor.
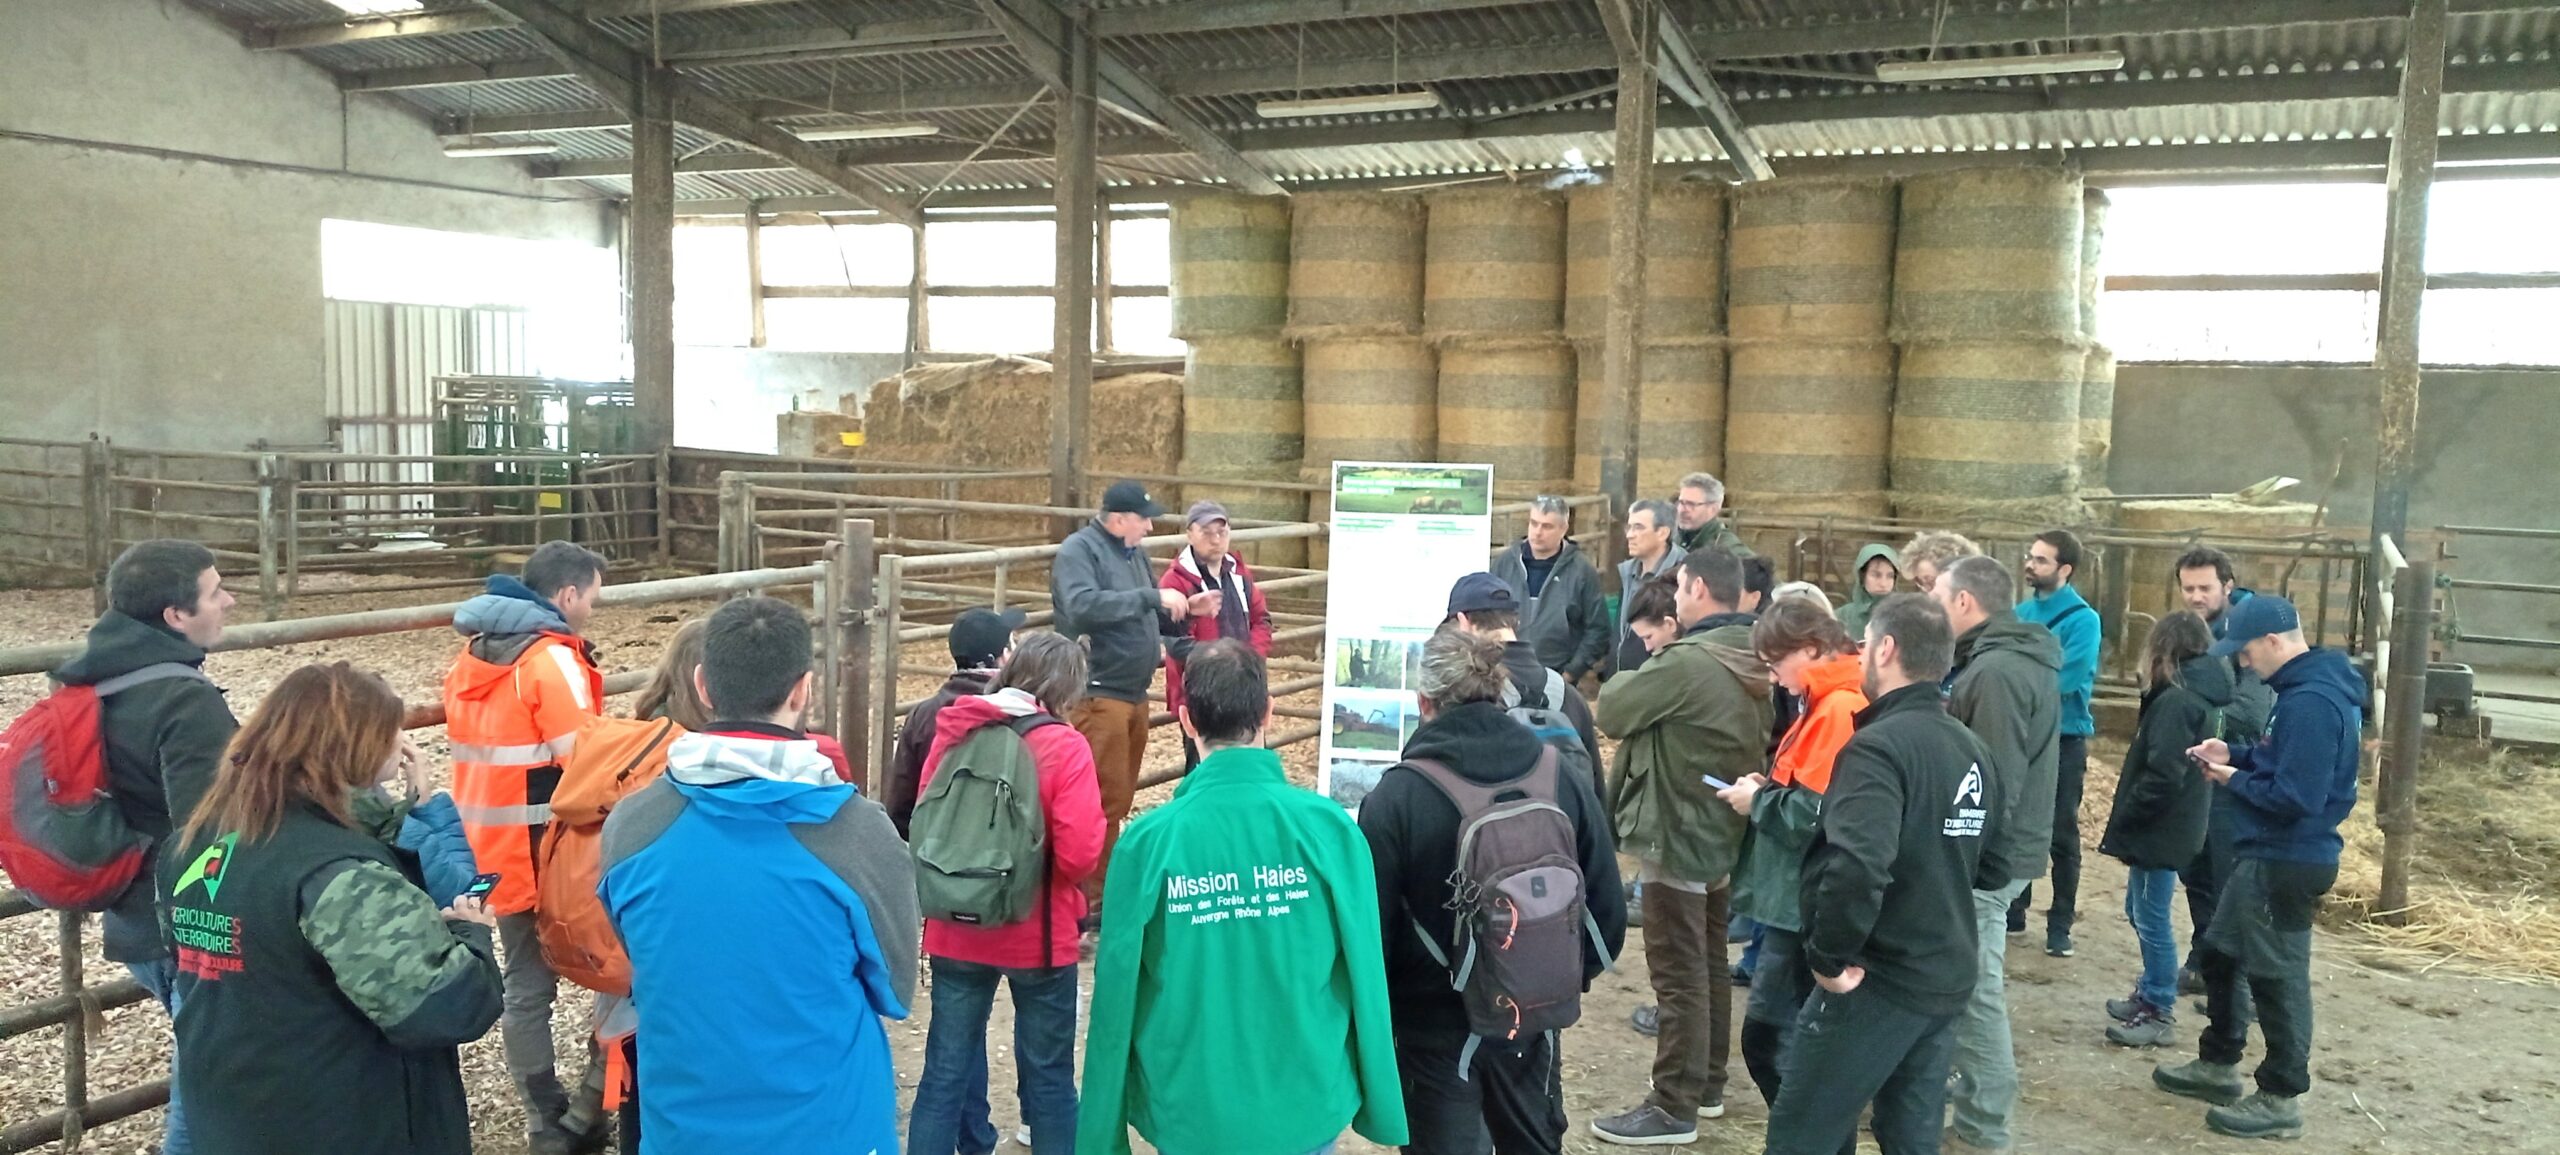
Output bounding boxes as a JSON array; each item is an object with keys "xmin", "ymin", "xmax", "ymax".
[{"xmin": 4, "ymin": 580, "xmax": 2559, "ymax": 1154}]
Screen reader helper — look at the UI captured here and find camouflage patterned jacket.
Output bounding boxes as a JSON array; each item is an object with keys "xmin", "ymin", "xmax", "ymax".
[{"xmin": 308, "ymin": 790, "xmax": 503, "ymax": 1049}]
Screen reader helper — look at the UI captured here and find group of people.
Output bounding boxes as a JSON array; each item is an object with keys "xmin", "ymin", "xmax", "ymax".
[{"xmin": 37, "ymin": 462, "xmax": 2366, "ymax": 1155}]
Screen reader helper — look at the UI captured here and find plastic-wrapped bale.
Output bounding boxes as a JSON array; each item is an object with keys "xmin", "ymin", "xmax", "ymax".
[
  {"xmin": 1300, "ymin": 337, "xmax": 1436, "ymax": 471},
  {"xmin": 1169, "ymin": 193, "xmax": 1290, "ymax": 338},
  {"xmin": 1564, "ymin": 181, "xmax": 1725, "ymax": 343},
  {"xmin": 1438, "ymin": 340, "xmax": 1576, "ymax": 493},
  {"xmin": 1727, "ymin": 179, "xmax": 1896, "ymax": 344},
  {"xmin": 1286, "ymin": 193, "xmax": 1425, "ymax": 338},
  {"xmin": 1892, "ymin": 168, "xmax": 2084, "ymax": 343},
  {"xmin": 1181, "ymin": 334, "xmax": 1301, "ymax": 471},
  {"xmin": 1573, "ymin": 342, "xmax": 1726, "ymax": 495},
  {"xmin": 1890, "ymin": 340, "xmax": 2084, "ymax": 524},
  {"xmin": 1724, "ymin": 342, "xmax": 1893, "ymax": 517},
  {"xmin": 2080, "ymin": 343, "xmax": 2116, "ymax": 489},
  {"xmin": 1424, "ymin": 188, "xmax": 1567, "ymax": 340},
  {"xmin": 2080, "ymin": 188, "xmax": 2110, "ymax": 341},
  {"xmin": 1178, "ymin": 462, "xmax": 1311, "ymax": 570}
]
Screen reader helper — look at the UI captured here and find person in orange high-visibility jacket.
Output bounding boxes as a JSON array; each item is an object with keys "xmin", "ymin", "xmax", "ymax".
[{"xmin": 440, "ymin": 543, "xmax": 611, "ymax": 1155}]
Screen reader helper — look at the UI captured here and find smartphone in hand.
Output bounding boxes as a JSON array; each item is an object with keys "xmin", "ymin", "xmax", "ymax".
[
  {"xmin": 1700, "ymin": 774, "xmax": 1732, "ymax": 790},
  {"xmin": 463, "ymin": 872, "xmax": 501, "ymax": 901}
]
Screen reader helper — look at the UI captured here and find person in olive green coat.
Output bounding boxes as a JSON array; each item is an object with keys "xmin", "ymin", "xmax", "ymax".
[{"xmin": 1591, "ymin": 547, "xmax": 1773, "ymax": 1145}]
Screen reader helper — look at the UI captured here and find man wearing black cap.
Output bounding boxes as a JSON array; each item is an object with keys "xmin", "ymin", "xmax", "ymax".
[
  {"xmin": 2153, "ymin": 596, "xmax": 2365, "ymax": 1142},
  {"xmin": 1445, "ymin": 572, "xmax": 1599, "ymax": 768},
  {"xmin": 1161, "ymin": 500, "xmax": 1274, "ymax": 770},
  {"xmin": 884, "ymin": 606, "xmax": 1022, "ymax": 838},
  {"xmin": 1053, "ymin": 480, "xmax": 1205, "ymax": 912}
]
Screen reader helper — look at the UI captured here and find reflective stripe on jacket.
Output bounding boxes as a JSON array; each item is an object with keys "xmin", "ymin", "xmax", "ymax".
[{"xmin": 441, "ymin": 632, "xmax": 603, "ymax": 915}]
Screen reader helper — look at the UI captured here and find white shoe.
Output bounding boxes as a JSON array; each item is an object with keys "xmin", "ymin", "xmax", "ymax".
[
  {"xmin": 1698, "ymin": 1100, "xmax": 1726, "ymax": 1119},
  {"xmin": 1014, "ymin": 1124, "xmax": 1032, "ymax": 1148}
]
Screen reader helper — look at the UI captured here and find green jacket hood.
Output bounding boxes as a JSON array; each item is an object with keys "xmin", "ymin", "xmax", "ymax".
[{"xmin": 1964, "ymin": 611, "xmax": 2063, "ymax": 674}]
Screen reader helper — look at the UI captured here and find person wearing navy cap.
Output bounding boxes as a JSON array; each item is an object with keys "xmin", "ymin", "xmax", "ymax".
[
  {"xmin": 2152, "ymin": 595, "xmax": 2366, "ymax": 1141},
  {"xmin": 884, "ymin": 606, "xmax": 1025, "ymax": 838}
]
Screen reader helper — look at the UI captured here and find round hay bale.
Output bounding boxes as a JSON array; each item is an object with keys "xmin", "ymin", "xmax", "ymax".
[
  {"xmin": 1725, "ymin": 342, "xmax": 1892, "ymax": 513},
  {"xmin": 1439, "ymin": 340, "xmax": 1576, "ymax": 491},
  {"xmin": 1177, "ymin": 461, "xmax": 1311, "ymax": 570},
  {"xmin": 1564, "ymin": 181, "xmax": 1726, "ymax": 343},
  {"xmin": 1890, "ymin": 340, "xmax": 2083, "ymax": 516},
  {"xmin": 1301, "ymin": 337, "xmax": 1436, "ymax": 471},
  {"xmin": 1181, "ymin": 334, "xmax": 1302, "ymax": 470},
  {"xmin": 1727, "ymin": 179, "xmax": 1896, "ymax": 343},
  {"xmin": 1286, "ymin": 192, "xmax": 1425, "ymax": 338},
  {"xmin": 2115, "ymin": 499, "xmax": 2330, "ymax": 635},
  {"xmin": 1169, "ymin": 193, "xmax": 1290, "ymax": 338},
  {"xmin": 1892, "ymin": 168, "xmax": 2084, "ymax": 343},
  {"xmin": 1425, "ymin": 188, "xmax": 1567, "ymax": 340},
  {"xmin": 2080, "ymin": 343, "xmax": 2116, "ymax": 488},
  {"xmin": 1574, "ymin": 343, "xmax": 1726, "ymax": 495},
  {"xmin": 2080, "ymin": 188, "xmax": 2110, "ymax": 341}
]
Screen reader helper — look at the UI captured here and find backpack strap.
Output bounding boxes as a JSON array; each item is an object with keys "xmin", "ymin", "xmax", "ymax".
[
  {"xmin": 91, "ymin": 663, "xmax": 208, "ymax": 698},
  {"xmin": 616, "ymin": 717, "xmax": 680, "ymax": 788},
  {"xmin": 1001, "ymin": 711, "xmax": 1063, "ymax": 967},
  {"xmin": 1395, "ymin": 748, "xmax": 1564, "ymax": 986}
]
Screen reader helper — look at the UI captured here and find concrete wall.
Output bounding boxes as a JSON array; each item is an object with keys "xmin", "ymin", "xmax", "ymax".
[
  {"xmin": 2110, "ymin": 363, "xmax": 2560, "ymax": 672},
  {"xmin": 0, "ymin": 0, "xmax": 615, "ymax": 451},
  {"xmin": 675, "ymin": 347, "xmax": 908, "ymax": 454}
]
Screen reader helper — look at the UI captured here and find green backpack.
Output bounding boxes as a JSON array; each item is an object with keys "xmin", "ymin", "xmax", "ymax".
[{"xmin": 911, "ymin": 714, "xmax": 1057, "ymax": 932}]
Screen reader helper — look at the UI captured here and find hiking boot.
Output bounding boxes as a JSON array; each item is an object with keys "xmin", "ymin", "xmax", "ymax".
[
  {"xmin": 2152, "ymin": 1059, "xmax": 2245, "ymax": 1106},
  {"xmin": 1630, "ymin": 1004, "xmax": 1660, "ymax": 1037},
  {"xmin": 2045, "ymin": 929, "xmax": 2076, "ymax": 957},
  {"xmin": 2106, "ymin": 1005, "xmax": 2178, "ymax": 1048},
  {"xmin": 2006, "ymin": 909, "xmax": 2028, "ymax": 935},
  {"xmin": 2178, "ymin": 965, "xmax": 2205, "ymax": 995},
  {"xmin": 2207, "ymin": 1092, "xmax": 2305, "ymax": 1140},
  {"xmin": 1591, "ymin": 1106, "xmax": 1698, "ymax": 1146},
  {"xmin": 2106, "ymin": 989, "xmax": 2146, "ymax": 1022}
]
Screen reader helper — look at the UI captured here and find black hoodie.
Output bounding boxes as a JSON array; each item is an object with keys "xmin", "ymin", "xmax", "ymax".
[
  {"xmin": 1357, "ymin": 701, "xmax": 1626, "ymax": 1033},
  {"xmin": 52, "ymin": 611, "xmax": 239, "ymax": 962},
  {"xmin": 2100, "ymin": 654, "xmax": 2236, "ymax": 870}
]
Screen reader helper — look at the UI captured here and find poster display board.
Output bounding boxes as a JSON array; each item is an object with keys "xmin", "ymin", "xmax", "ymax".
[{"xmin": 1314, "ymin": 461, "xmax": 1495, "ymax": 810}]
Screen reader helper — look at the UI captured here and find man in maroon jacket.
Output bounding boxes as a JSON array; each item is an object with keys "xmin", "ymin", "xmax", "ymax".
[{"xmin": 1160, "ymin": 501, "xmax": 1274, "ymax": 770}]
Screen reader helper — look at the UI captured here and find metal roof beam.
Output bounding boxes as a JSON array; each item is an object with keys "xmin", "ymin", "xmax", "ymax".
[
  {"xmin": 1086, "ymin": 0, "xmax": 1532, "ymax": 38},
  {"xmin": 249, "ymin": 9, "xmax": 511, "ymax": 51},
  {"xmin": 442, "ymin": 83, "xmax": 1047, "ymax": 134},
  {"xmin": 1652, "ymin": 6, "xmax": 1769, "ymax": 180},
  {"xmin": 976, "ymin": 0, "xmax": 1282, "ymax": 195},
  {"xmin": 1700, "ymin": 0, "xmax": 2547, "ymax": 61}
]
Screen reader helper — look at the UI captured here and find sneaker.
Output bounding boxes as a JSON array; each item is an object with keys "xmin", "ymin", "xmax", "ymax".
[
  {"xmin": 2178, "ymin": 966, "xmax": 2205, "ymax": 995},
  {"xmin": 1014, "ymin": 1125, "xmax": 1032, "ymax": 1147},
  {"xmin": 2106, "ymin": 1005, "xmax": 2177, "ymax": 1048},
  {"xmin": 1591, "ymin": 1105, "xmax": 1698, "ymax": 1146},
  {"xmin": 2005, "ymin": 912, "xmax": 2028, "ymax": 936},
  {"xmin": 1630, "ymin": 1004, "xmax": 1660, "ymax": 1037},
  {"xmin": 2152, "ymin": 1059, "xmax": 2245, "ymax": 1106},
  {"xmin": 2206, "ymin": 1092, "xmax": 2305, "ymax": 1140},
  {"xmin": 1698, "ymin": 1098, "xmax": 1725, "ymax": 1120},
  {"xmin": 2045, "ymin": 929, "xmax": 2076, "ymax": 957}
]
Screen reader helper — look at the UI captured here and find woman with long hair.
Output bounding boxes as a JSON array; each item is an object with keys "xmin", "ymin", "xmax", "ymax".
[
  {"xmin": 166, "ymin": 662, "xmax": 500, "ymax": 1155},
  {"xmin": 630, "ymin": 615, "xmax": 713, "ymax": 729},
  {"xmin": 2100, "ymin": 612, "xmax": 2232, "ymax": 1047}
]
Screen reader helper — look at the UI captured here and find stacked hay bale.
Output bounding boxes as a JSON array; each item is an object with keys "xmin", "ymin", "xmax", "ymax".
[
  {"xmin": 1566, "ymin": 181, "xmax": 1728, "ymax": 495},
  {"xmin": 1425, "ymin": 187, "xmax": 1571, "ymax": 497},
  {"xmin": 859, "ymin": 356, "xmax": 1184, "ymax": 541},
  {"xmin": 1888, "ymin": 168, "xmax": 2088, "ymax": 525},
  {"xmin": 1287, "ymin": 193, "xmax": 1431, "ymax": 563},
  {"xmin": 2079, "ymin": 189, "xmax": 2116, "ymax": 490},
  {"xmin": 1171, "ymin": 192, "xmax": 1304, "ymax": 565},
  {"xmin": 1724, "ymin": 178, "xmax": 1899, "ymax": 518}
]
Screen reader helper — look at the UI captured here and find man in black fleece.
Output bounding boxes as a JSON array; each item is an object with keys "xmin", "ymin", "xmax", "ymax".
[
  {"xmin": 1765, "ymin": 594, "xmax": 2012, "ymax": 1155},
  {"xmin": 1360, "ymin": 627, "xmax": 1626, "ymax": 1155},
  {"xmin": 1445, "ymin": 573, "xmax": 1601, "ymax": 770},
  {"xmin": 882, "ymin": 606, "xmax": 1020, "ymax": 837}
]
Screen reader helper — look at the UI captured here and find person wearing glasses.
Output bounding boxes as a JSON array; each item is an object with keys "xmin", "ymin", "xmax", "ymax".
[
  {"xmin": 1672, "ymin": 472, "xmax": 1753, "ymax": 558},
  {"xmin": 2012, "ymin": 530, "xmax": 2102, "ymax": 959}
]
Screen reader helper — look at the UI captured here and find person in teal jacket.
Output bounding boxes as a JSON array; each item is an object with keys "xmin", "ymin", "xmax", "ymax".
[
  {"xmin": 1080, "ymin": 640, "xmax": 1407, "ymax": 1155},
  {"xmin": 2013, "ymin": 528, "xmax": 2103, "ymax": 958}
]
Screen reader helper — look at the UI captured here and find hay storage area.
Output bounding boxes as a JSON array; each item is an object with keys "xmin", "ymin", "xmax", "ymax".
[
  {"xmin": 859, "ymin": 356, "xmax": 1184, "ymax": 537},
  {"xmin": 1724, "ymin": 341, "xmax": 1893, "ymax": 517},
  {"xmin": 1727, "ymin": 178, "xmax": 1896, "ymax": 343},
  {"xmin": 1180, "ymin": 334, "xmax": 1301, "ymax": 471},
  {"xmin": 1563, "ymin": 181, "xmax": 1725, "ymax": 343},
  {"xmin": 1299, "ymin": 336, "xmax": 1437, "ymax": 469},
  {"xmin": 1436, "ymin": 339, "xmax": 1576, "ymax": 492},
  {"xmin": 1423, "ymin": 187, "xmax": 1567, "ymax": 340},
  {"xmin": 1573, "ymin": 342, "xmax": 1725, "ymax": 495},
  {"xmin": 2326, "ymin": 744, "xmax": 2560, "ymax": 986},
  {"xmin": 2080, "ymin": 343, "xmax": 2117, "ymax": 487},
  {"xmin": 1285, "ymin": 192, "xmax": 1425, "ymax": 338},
  {"xmin": 1168, "ymin": 193, "xmax": 1292, "ymax": 338},
  {"xmin": 1175, "ymin": 462, "xmax": 1313, "ymax": 570},
  {"xmin": 1889, "ymin": 339, "xmax": 2085, "ymax": 524},
  {"xmin": 2079, "ymin": 187, "xmax": 2110, "ymax": 340},
  {"xmin": 1891, "ymin": 168, "xmax": 2085, "ymax": 343}
]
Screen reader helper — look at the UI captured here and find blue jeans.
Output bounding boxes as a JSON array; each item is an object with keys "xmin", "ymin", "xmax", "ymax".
[
  {"xmin": 2126, "ymin": 866, "xmax": 2181, "ymax": 1010},
  {"xmin": 910, "ymin": 957, "xmax": 1079, "ymax": 1155},
  {"xmin": 1730, "ymin": 913, "xmax": 1764, "ymax": 975},
  {"xmin": 126, "ymin": 958, "xmax": 193, "ymax": 1155}
]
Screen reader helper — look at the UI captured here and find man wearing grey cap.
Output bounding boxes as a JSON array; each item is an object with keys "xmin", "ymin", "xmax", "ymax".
[{"xmin": 1160, "ymin": 500, "xmax": 1273, "ymax": 770}]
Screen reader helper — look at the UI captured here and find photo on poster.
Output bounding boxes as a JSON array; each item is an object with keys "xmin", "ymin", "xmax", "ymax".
[
  {"xmin": 1326, "ymin": 759, "xmax": 1387, "ymax": 811},
  {"xmin": 1331, "ymin": 465, "xmax": 1496, "ymax": 518},
  {"xmin": 1327, "ymin": 689, "xmax": 1410, "ymax": 754},
  {"xmin": 1332, "ymin": 638, "xmax": 1415, "ymax": 692}
]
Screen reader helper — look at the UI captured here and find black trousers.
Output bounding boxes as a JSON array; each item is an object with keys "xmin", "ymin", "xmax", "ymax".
[
  {"xmin": 1739, "ymin": 929, "xmax": 1855, "ymax": 1155},
  {"xmin": 1763, "ymin": 986, "xmax": 1959, "ymax": 1155},
  {"xmin": 2012, "ymin": 733, "xmax": 2090, "ymax": 933},
  {"xmin": 616, "ymin": 1035, "xmax": 639, "ymax": 1153},
  {"xmin": 2197, "ymin": 859, "xmax": 2337, "ymax": 1098},
  {"xmin": 1395, "ymin": 1027, "xmax": 1566, "ymax": 1155},
  {"xmin": 2179, "ymin": 791, "xmax": 2242, "ymax": 964}
]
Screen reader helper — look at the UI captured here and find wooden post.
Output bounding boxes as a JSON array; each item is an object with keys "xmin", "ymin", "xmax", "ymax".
[
  {"xmin": 1597, "ymin": 0, "xmax": 1659, "ymax": 577},
  {"xmin": 905, "ymin": 223, "xmax": 930, "ymax": 366},
  {"xmin": 653, "ymin": 446, "xmax": 674, "ymax": 565},
  {"xmin": 872, "ymin": 551, "xmax": 903, "ymax": 785},
  {"xmin": 1095, "ymin": 192, "xmax": 1116, "ymax": 354},
  {"xmin": 811, "ymin": 556, "xmax": 834, "ymax": 735},
  {"xmin": 744, "ymin": 198, "xmax": 768, "ymax": 349},
  {"xmin": 717, "ymin": 473, "xmax": 746, "ymax": 573},
  {"xmin": 630, "ymin": 64, "xmax": 680, "ymax": 454},
  {"xmin": 839, "ymin": 519, "xmax": 877, "ymax": 791},
  {"xmin": 2370, "ymin": 0, "xmax": 2446, "ymax": 647},
  {"xmin": 1049, "ymin": 19, "xmax": 1098, "ymax": 526},
  {"xmin": 255, "ymin": 454, "xmax": 283, "ymax": 621},
  {"xmin": 82, "ymin": 438, "xmax": 112, "ymax": 614},
  {"xmin": 2376, "ymin": 557, "xmax": 2435, "ymax": 925},
  {"xmin": 57, "ymin": 910, "xmax": 86, "ymax": 1150}
]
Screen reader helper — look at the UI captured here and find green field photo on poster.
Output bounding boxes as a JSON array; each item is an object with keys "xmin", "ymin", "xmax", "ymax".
[{"xmin": 1330, "ymin": 465, "xmax": 1494, "ymax": 517}]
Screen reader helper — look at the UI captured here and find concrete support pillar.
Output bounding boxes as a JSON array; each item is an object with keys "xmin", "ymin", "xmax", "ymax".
[{"xmin": 629, "ymin": 63, "xmax": 679, "ymax": 452}]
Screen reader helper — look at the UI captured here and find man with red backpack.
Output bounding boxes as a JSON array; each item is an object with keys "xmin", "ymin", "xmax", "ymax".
[
  {"xmin": 1358, "ymin": 626, "xmax": 1625, "ymax": 1155},
  {"xmin": 47, "ymin": 540, "xmax": 240, "ymax": 1155}
]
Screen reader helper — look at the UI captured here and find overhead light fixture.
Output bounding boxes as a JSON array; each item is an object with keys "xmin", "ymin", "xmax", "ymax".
[
  {"xmin": 326, "ymin": 0, "xmax": 425, "ymax": 14},
  {"xmin": 441, "ymin": 137, "xmax": 560, "ymax": 158},
  {"xmin": 1256, "ymin": 90, "xmax": 1443, "ymax": 119},
  {"xmin": 1874, "ymin": 50, "xmax": 2125, "ymax": 83},
  {"xmin": 793, "ymin": 121, "xmax": 942, "ymax": 142}
]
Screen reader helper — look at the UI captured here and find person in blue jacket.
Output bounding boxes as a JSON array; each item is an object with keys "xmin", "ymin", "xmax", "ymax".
[
  {"xmin": 2012, "ymin": 529, "xmax": 2101, "ymax": 957},
  {"xmin": 2151, "ymin": 596, "xmax": 2364, "ymax": 1142}
]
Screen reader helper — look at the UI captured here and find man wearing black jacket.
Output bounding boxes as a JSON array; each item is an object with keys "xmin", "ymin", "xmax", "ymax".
[
  {"xmin": 1446, "ymin": 573, "xmax": 1601, "ymax": 770},
  {"xmin": 1360, "ymin": 627, "xmax": 1626, "ymax": 1155},
  {"xmin": 1765, "ymin": 594, "xmax": 2011, "ymax": 1155},
  {"xmin": 883, "ymin": 606, "xmax": 1020, "ymax": 837}
]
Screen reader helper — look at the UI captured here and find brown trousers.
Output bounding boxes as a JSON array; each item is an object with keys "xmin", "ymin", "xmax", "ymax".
[
  {"xmin": 1068, "ymin": 695, "xmax": 1149, "ymax": 910},
  {"xmin": 1644, "ymin": 882, "xmax": 1734, "ymax": 1116}
]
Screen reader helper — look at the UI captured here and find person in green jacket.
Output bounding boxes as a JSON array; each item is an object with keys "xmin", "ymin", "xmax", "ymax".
[
  {"xmin": 1592, "ymin": 547, "xmax": 1773, "ymax": 1146},
  {"xmin": 1080, "ymin": 640, "xmax": 1407, "ymax": 1155},
  {"xmin": 1672, "ymin": 472, "xmax": 1755, "ymax": 558},
  {"xmin": 1834, "ymin": 542, "xmax": 1903, "ymax": 641}
]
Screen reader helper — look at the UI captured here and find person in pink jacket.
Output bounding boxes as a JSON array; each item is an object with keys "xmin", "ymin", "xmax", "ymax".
[
  {"xmin": 1160, "ymin": 500, "xmax": 1274, "ymax": 771},
  {"xmin": 909, "ymin": 632, "xmax": 1107, "ymax": 1155}
]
